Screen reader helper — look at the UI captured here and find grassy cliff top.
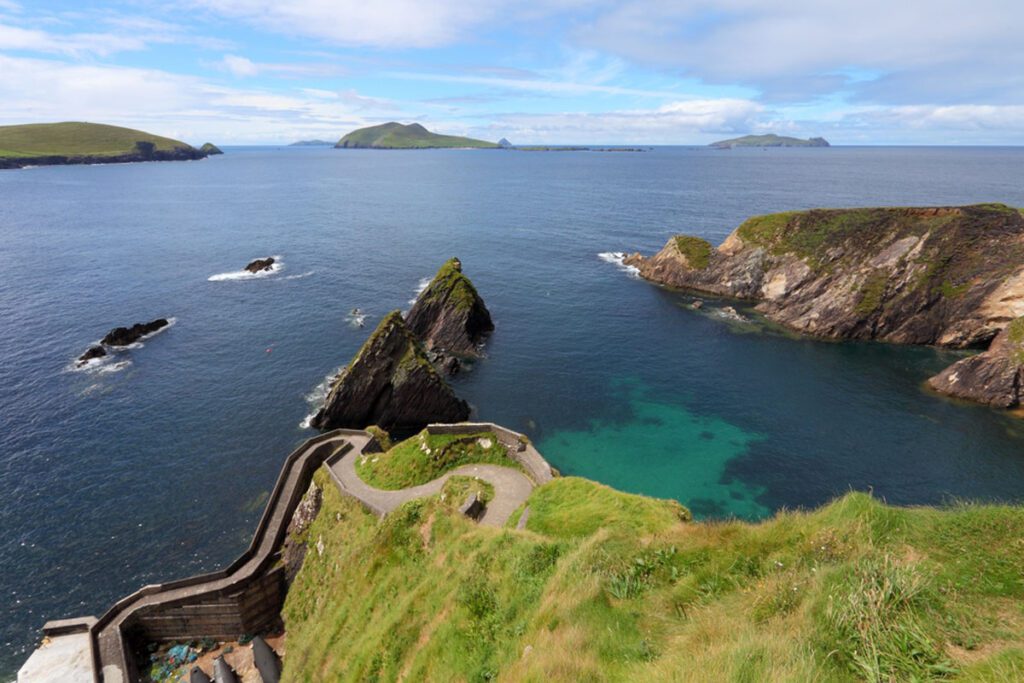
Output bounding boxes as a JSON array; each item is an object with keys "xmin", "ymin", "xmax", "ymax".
[
  {"xmin": 419, "ymin": 257, "xmax": 483, "ymax": 311},
  {"xmin": 284, "ymin": 469, "xmax": 1024, "ymax": 682},
  {"xmin": 336, "ymin": 122, "xmax": 497, "ymax": 149},
  {"xmin": 0, "ymin": 122, "xmax": 195, "ymax": 158},
  {"xmin": 710, "ymin": 133, "xmax": 830, "ymax": 148},
  {"xmin": 732, "ymin": 203, "xmax": 1024, "ymax": 271}
]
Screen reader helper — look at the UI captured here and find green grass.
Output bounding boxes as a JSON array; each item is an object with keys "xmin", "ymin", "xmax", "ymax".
[
  {"xmin": 0, "ymin": 122, "xmax": 194, "ymax": 158},
  {"xmin": 283, "ymin": 476, "xmax": 1024, "ymax": 682},
  {"xmin": 336, "ymin": 122, "xmax": 497, "ymax": 149},
  {"xmin": 523, "ymin": 477, "xmax": 691, "ymax": 538},
  {"xmin": 355, "ymin": 429, "xmax": 523, "ymax": 489},
  {"xmin": 417, "ymin": 258, "xmax": 482, "ymax": 311},
  {"xmin": 672, "ymin": 236, "xmax": 713, "ymax": 269},
  {"xmin": 856, "ymin": 272, "xmax": 889, "ymax": 315}
]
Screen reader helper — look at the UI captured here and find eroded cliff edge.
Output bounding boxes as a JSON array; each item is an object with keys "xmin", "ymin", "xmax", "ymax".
[{"xmin": 623, "ymin": 204, "xmax": 1024, "ymax": 407}]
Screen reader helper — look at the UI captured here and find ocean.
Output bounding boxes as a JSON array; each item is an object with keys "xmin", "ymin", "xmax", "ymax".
[{"xmin": 2, "ymin": 145, "xmax": 1024, "ymax": 676}]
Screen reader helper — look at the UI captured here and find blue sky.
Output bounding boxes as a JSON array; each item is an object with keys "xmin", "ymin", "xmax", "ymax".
[{"xmin": 1, "ymin": 0, "xmax": 1022, "ymax": 144}]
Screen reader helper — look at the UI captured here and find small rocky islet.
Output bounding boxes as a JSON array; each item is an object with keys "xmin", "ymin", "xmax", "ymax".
[
  {"xmin": 311, "ymin": 258, "xmax": 492, "ymax": 433},
  {"xmin": 76, "ymin": 318, "xmax": 170, "ymax": 366},
  {"xmin": 623, "ymin": 203, "xmax": 1024, "ymax": 409},
  {"xmin": 244, "ymin": 257, "xmax": 275, "ymax": 273}
]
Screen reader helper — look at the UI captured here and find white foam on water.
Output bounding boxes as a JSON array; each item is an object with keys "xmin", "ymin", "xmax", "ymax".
[
  {"xmin": 279, "ymin": 270, "xmax": 314, "ymax": 281},
  {"xmin": 345, "ymin": 310, "xmax": 371, "ymax": 329},
  {"xmin": 407, "ymin": 276, "xmax": 432, "ymax": 305},
  {"xmin": 208, "ymin": 256, "xmax": 284, "ymax": 282},
  {"xmin": 598, "ymin": 251, "xmax": 640, "ymax": 278},
  {"xmin": 299, "ymin": 366, "xmax": 344, "ymax": 428}
]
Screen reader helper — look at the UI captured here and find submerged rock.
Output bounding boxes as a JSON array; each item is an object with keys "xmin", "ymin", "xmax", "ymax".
[
  {"xmin": 928, "ymin": 318, "xmax": 1024, "ymax": 408},
  {"xmin": 101, "ymin": 318, "xmax": 169, "ymax": 346},
  {"xmin": 405, "ymin": 258, "xmax": 493, "ymax": 371},
  {"xmin": 311, "ymin": 311, "xmax": 470, "ymax": 432},
  {"xmin": 245, "ymin": 257, "xmax": 275, "ymax": 273}
]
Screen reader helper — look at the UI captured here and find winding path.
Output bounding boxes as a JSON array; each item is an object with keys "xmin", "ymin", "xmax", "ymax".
[
  {"xmin": 329, "ymin": 450, "xmax": 534, "ymax": 526},
  {"xmin": 34, "ymin": 426, "xmax": 546, "ymax": 683}
]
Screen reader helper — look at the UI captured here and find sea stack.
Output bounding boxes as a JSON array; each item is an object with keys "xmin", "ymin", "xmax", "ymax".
[
  {"xmin": 406, "ymin": 258, "xmax": 493, "ymax": 373},
  {"xmin": 311, "ymin": 310, "xmax": 470, "ymax": 433}
]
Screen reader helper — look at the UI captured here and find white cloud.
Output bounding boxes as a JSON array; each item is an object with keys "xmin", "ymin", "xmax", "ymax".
[
  {"xmin": 574, "ymin": 0, "xmax": 1024, "ymax": 104},
  {"xmin": 0, "ymin": 22, "xmax": 149, "ymax": 57},
  {"xmin": 190, "ymin": 0, "xmax": 511, "ymax": 47},
  {"xmin": 220, "ymin": 54, "xmax": 259, "ymax": 77},
  {"xmin": 480, "ymin": 98, "xmax": 765, "ymax": 144},
  {"xmin": 0, "ymin": 54, "xmax": 389, "ymax": 143}
]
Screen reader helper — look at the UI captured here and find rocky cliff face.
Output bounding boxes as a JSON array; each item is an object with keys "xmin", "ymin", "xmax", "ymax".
[
  {"xmin": 927, "ymin": 318, "xmax": 1024, "ymax": 408},
  {"xmin": 623, "ymin": 204, "xmax": 1024, "ymax": 409},
  {"xmin": 311, "ymin": 311, "xmax": 470, "ymax": 433},
  {"xmin": 405, "ymin": 258, "xmax": 493, "ymax": 372},
  {"xmin": 624, "ymin": 205, "xmax": 1024, "ymax": 348}
]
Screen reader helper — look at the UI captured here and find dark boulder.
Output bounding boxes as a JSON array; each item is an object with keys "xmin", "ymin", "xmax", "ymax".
[
  {"xmin": 311, "ymin": 311, "xmax": 469, "ymax": 433},
  {"xmin": 245, "ymin": 257, "xmax": 275, "ymax": 273},
  {"xmin": 101, "ymin": 319, "xmax": 169, "ymax": 347},
  {"xmin": 77, "ymin": 345, "xmax": 107, "ymax": 365},
  {"xmin": 405, "ymin": 258, "xmax": 493, "ymax": 372}
]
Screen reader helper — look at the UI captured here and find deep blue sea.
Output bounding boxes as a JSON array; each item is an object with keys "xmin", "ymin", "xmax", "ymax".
[{"xmin": 3, "ymin": 145, "xmax": 1024, "ymax": 676}]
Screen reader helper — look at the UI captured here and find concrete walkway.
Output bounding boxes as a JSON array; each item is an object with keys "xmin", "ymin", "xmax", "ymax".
[{"xmin": 329, "ymin": 450, "xmax": 534, "ymax": 527}]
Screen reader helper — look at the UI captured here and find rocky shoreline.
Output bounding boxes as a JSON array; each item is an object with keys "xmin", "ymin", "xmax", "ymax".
[
  {"xmin": 0, "ymin": 146, "xmax": 210, "ymax": 170},
  {"xmin": 623, "ymin": 204, "xmax": 1024, "ymax": 409}
]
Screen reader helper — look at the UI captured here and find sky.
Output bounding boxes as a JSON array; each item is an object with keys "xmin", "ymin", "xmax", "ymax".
[{"xmin": 1, "ymin": 0, "xmax": 1022, "ymax": 145}]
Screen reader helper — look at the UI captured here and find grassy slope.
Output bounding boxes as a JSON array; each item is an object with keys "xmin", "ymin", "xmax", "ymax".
[
  {"xmin": 0, "ymin": 122, "xmax": 194, "ymax": 158},
  {"xmin": 337, "ymin": 122, "xmax": 497, "ymax": 149},
  {"xmin": 355, "ymin": 429, "xmax": 522, "ymax": 489},
  {"xmin": 283, "ymin": 471, "xmax": 1024, "ymax": 682}
]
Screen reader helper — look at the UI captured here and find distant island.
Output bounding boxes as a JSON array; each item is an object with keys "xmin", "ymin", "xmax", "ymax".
[
  {"xmin": 335, "ymin": 122, "xmax": 497, "ymax": 149},
  {"xmin": 0, "ymin": 122, "xmax": 217, "ymax": 169},
  {"xmin": 710, "ymin": 134, "xmax": 830, "ymax": 149},
  {"xmin": 289, "ymin": 139, "xmax": 335, "ymax": 146}
]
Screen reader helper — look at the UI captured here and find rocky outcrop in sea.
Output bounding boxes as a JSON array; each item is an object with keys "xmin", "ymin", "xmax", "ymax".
[
  {"xmin": 623, "ymin": 204, "xmax": 1024, "ymax": 408},
  {"xmin": 311, "ymin": 311, "xmax": 470, "ymax": 433},
  {"xmin": 101, "ymin": 319, "xmax": 170, "ymax": 346},
  {"xmin": 928, "ymin": 318, "xmax": 1024, "ymax": 408},
  {"xmin": 245, "ymin": 257, "xmax": 275, "ymax": 273},
  {"xmin": 405, "ymin": 257, "xmax": 493, "ymax": 373}
]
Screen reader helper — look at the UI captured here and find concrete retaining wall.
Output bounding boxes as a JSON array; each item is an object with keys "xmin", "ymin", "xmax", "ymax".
[{"xmin": 89, "ymin": 430, "xmax": 366, "ymax": 682}]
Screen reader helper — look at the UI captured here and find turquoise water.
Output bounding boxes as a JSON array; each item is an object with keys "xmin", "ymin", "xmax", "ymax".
[
  {"xmin": 541, "ymin": 379, "xmax": 768, "ymax": 519},
  {"xmin": 3, "ymin": 146, "xmax": 1024, "ymax": 676}
]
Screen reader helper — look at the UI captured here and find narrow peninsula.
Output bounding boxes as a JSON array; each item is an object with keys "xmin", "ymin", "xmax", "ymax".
[
  {"xmin": 710, "ymin": 134, "xmax": 830, "ymax": 148},
  {"xmin": 623, "ymin": 204, "xmax": 1024, "ymax": 408},
  {"xmin": 335, "ymin": 122, "xmax": 497, "ymax": 149},
  {"xmin": 0, "ymin": 122, "xmax": 217, "ymax": 169}
]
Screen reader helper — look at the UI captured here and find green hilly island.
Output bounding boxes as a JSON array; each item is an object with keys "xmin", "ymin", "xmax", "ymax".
[
  {"xmin": 0, "ymin": 121, "xmax": 211, "ymax": 168},
  {"xmin": 336, "ymin": 122, "xmax": 498, "ymax": 149},
  {"xmin": 711, "ymin": 134, "xmax": 830, "ymax": 148}
]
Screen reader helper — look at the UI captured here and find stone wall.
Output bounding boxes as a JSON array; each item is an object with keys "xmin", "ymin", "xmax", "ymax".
[{"xmin": 425, "ymin": 422, "xmax": 555, "ymax": 485}]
